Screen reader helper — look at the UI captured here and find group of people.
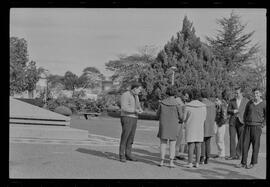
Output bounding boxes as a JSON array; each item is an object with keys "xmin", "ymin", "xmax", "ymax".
[{"xmin": 118, "ymin": 82, "xmax": 266, "ymax": 170}]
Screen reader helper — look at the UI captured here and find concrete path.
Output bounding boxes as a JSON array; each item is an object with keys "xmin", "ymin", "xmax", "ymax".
[{"xmin": 9, "ymin": 116, "xmax": 267, "ymax": 179}]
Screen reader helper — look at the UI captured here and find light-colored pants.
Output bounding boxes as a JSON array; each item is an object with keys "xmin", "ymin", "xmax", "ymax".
[
  {"xmin": 160, "ymin": 139, "xmax": 176, "ymax": 159},
  {"xmin": 215, "ymin": 124, "xmax": 226, "ymax": 157},
  {"xmin": 175, "ymin": 124, "xmax": 186, "ymax": 156}
]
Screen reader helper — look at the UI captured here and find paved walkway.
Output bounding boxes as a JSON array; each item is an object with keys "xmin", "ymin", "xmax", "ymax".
[{"xmin": 9, "ymin": 117, "xmax": 267, "ymax": 179}]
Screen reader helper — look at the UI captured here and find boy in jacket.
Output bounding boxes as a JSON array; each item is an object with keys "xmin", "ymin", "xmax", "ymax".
[{"xmin": 236, "ymin": 87, "xmax": 266, "ymax": 169}]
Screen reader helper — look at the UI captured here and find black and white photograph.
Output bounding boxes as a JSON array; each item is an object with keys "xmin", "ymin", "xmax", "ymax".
[{"xmin": 9, "ymin": 8, "xmax": 266, "ymax": 179}]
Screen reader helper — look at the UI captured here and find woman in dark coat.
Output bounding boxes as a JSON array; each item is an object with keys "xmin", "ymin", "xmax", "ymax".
[{"xmin": 157, "ymin": 86, "xmax": 184, "ymax": 168}]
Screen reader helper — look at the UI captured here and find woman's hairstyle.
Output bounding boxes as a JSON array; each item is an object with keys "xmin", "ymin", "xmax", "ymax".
[
  {"xmin": 221, "ymin": 89, "xmax": 230, "ymax": 101},
  {"xmin": 189, "ymin": 88, "xmax": 201, "ymax": 100},
  {"xmin": 166, "ymin": 86, "xmax": 177, "ymax": 96},
  {"xmin": 200, "ymin": 89, "xmax": 209, "ymax": 98}
]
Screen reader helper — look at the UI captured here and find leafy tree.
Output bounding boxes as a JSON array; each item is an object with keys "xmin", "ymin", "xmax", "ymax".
[
  {"xmin": 77, "ymin": 67, "xmax": 105, "ymax": 89},
  {"xmin": 141, "ymin": 16, "xmax": 232, "ymax": 110},
  {"xmin": 206, "ymin": 11, "xmax": 259, "ymax": 72},
  {"xmin": 105, "ymin": 45, "xmax": 157, "ymax": 92},
  {"xmin": 10, "ymin": 37, "xmax": 45, "ymax": 97},
  {"xmin": 10, "ymin": 37, "xmax": 29, "ymax": 95},
  {"xmin": 24, "ymin": 61, "xmax": 43, "ymax": 98},
  {"xmin": 47, "ymin": 74, "xmax": 65, "ymax": 89},
  {"xmin": 63, "ymin": 71, "xmax": 79, "ymax": 92}
]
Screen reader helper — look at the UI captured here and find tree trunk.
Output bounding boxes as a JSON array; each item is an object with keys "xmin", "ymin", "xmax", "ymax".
[{"xmin": 28, "ymin": 90, "xmax": 34, "ymax": 99}]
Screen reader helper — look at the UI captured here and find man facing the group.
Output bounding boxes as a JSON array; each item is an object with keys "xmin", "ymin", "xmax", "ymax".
[{"xmin": 119, "ymin": 82, "xmax": 143, "ymax": 163}]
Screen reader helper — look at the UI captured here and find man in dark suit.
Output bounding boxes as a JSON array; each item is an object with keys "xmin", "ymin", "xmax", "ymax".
[{"xmin": 226, "ymin": 86, "xmax": 249, "ymax": 160}]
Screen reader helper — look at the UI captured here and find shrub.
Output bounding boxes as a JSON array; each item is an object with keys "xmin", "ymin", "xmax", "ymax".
[
  {"xmin": 84, "ymin": 99, "xmax": 103, "ymax": 113},
  {"xmin": 54, "ymin": 105, "xmax": 72, "ymax": 116},
  {"xmin": 46, "ymin": 99, "xmax": 60, "ymax": 111},
  {"xmin": 16, "ymin": 98, "xmax": 44, "ymax": 108}
]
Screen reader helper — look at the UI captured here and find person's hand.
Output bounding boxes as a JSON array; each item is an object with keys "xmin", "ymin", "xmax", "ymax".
[
  {"xmin": 135, "ymin": 109, "xmax": 143, "ymax": 114},
  {"xmin": 234, "ymin": 109, "xmax": 239, "ymax": 114}
]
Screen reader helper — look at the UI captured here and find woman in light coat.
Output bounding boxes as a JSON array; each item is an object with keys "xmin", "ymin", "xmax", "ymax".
[{"xmin": 183, "ymin": 89, "xmax": 206, "ymax": 168}]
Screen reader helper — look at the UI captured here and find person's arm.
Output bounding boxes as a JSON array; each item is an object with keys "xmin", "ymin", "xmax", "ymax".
[
  {"xmin": 212, "ymin": 104, "xmax": 217, "ymax": 123},
  {"xmin": 135, "ymin": 95, "xmax": 143, "ymax": 112},
  {"xmin": 262, "ymin": 102, "xmax": 266, "ymax": 128},
  {"xmin": 243, "ymin": 101, "xmax": 250, "ymax": 125},
  {"xmin": 227, "ymin": 100, "xmax": 235, "ymax": 115},
  {"xmin": 120, "ymin": 93, "xmax": 136, "ymax": 114},
  {"xmin": 183, "ymin": 109, "xmax": 191, "ymax": 127},
  {"xmin": 176, "ymin": 105, "xmax": 184, "ymax": 123},
  {"xmin": 156, "ymin": 104, "xmax": 161, "ymax": 120},
  {"xmin": 221, "ymin": 103, "xmax": 228, "ymax": 124}
]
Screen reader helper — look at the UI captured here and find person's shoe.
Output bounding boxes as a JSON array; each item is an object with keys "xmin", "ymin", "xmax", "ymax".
[
  {"xmin": 199, "ymin": 156, "xmax": 205, "ymax": 164},
  {"xmin": 125, "ymin": 155, "xmax": 138, "ymax": 161},
  {"xmin": 246, "ymin": 164, "xmax": 255, "ymax": 169},
  {"xmin": 226, "ymin": 156, "xmax": 239, "ymax": 160},
  {"xmin": 184, "ymin": 163, "xmax": 193, "ymax": 168},
  {"xmin": 235, "ymin": 163, "xmax": 246, "ymax": 168},
  {"xmin": 213, "ymin": 155, "xmax": 220, "ymax": 159},
  {"xmin": 158, "ymin": 159, "xmax": 164, "ymax": 167},
  {"xmin": 175, "ymin": 155, "xmax": 185, "ymax": 160},
  {"xmin": 204, "ymin": 157, "xmax": 209, "ymax": 164},
  {"xmin": 169, "ymin": 159, "xmax": 176, "ymax": 168},
  {"xmin": 194, "ymin": 163, "xmax": 199, "ymax": 168},
  {"xmin": 119, "ymin": 156, "xmax": 126, "ymax": 163}
]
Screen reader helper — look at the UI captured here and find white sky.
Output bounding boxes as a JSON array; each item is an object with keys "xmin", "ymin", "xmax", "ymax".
[{"xmin": 10, "ymin": 8, "xmax": 266, "ymax": 78}]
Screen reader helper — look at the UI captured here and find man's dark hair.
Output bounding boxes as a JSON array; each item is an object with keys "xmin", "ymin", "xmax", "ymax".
[
  {"xmin": 166, "ymin": 86, "xmax": 177, "ymax": 96},
  {"xmin": 182, "ymin": 89, "xmax": 191, "ymax": 102},
  {"xmin": 221, "ymin": 89, "xmax": 230, "ymax": 102},
  {"xmin": 234, "ymin": 86, "xmax": 243, "ymax": 92},
  {"xmin": 130, "ymin": 82, "xmax": 142, "ymax": 90},
  {"xmin": 201, "ymin": 89, "xmax": 209, "ymax": 98},
  {"xmin": 252, "ymin": 87, "xmax": 262, "ymax": 93}
]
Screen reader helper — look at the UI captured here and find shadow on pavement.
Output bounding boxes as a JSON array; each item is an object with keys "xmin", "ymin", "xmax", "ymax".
[
  {"xmin": 180, "ymin": 167, "xmax": 259, "ymax": 179},
  {"xmin": 75, "ymin": 147, "xmax": 159, "ymax": 166},
  {"xmin": 132, "ymin": 148, "xmax": 160, "ymax": 158},
  {"xmin": 173, "ymin": 162, "xmax": 259, "ymax": 179},
  {"xmin": 208, "ymin": 158, "xmax": 239, "ymax": 167}
]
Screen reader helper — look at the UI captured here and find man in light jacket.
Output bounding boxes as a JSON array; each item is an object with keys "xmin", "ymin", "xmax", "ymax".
[{"xmin": 119, "ymin": 82, "xmax": 143, "ymax": 162}]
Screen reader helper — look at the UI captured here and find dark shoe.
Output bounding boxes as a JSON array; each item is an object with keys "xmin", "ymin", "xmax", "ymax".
[
  {"xmin": 199, "ymin": 156, "xmax": 205, "ymax": 164},
  {"xmin": 175, "ymin": 155, "xmax": 185, "ymax": 160},
  {"xmin": 158, "ymin": 159, "xmax": 164, "ymax": 167},
  {"xmin": 126, "ymin": 156, "xmax": 138, "ymax": 161},
  {"xmin": 226, "ymin": 156, "xmax": 239, "ymax": 160},
  {"xmin": 119, "ymin": 156, "xmax": 126, "ymax": 163},
  {"xmin": 235, "ymin": 163, "xmax": 246, "ymax": 168},
  {"xmin": 246, "ymin": 164, "xmax": 255, "ymax": 169},
  {"xmin": 204, "ymin": 157, "xmax": 209, "ymax": 164}
]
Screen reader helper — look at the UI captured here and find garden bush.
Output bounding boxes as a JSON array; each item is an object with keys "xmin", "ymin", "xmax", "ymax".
[
  {"xmin": 54, "ymin": 105, "xmax": 72, "ymax": 116},
  {"xmin": 46, "ymin": 99, "xmax": 60, "ymax": 111},
  {"xmin": 16, "ymin": 98, "xmax": 44, "ymax": 108}
]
